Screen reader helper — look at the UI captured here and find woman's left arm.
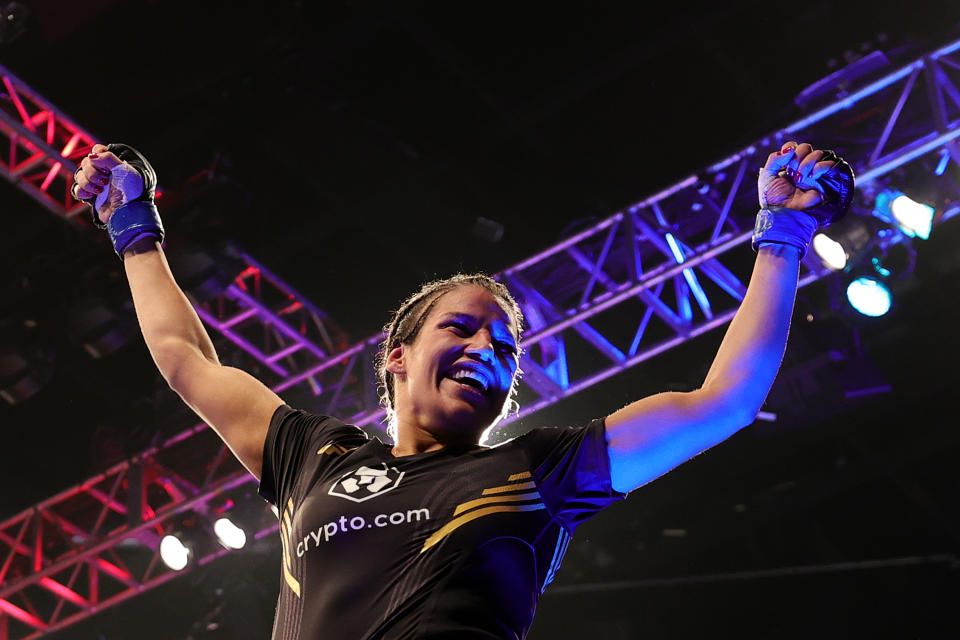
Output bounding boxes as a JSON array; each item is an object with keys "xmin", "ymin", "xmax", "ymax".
[
  {"xmin": 606, "ymin": 243, "xmax": 800, "ymax": 493},
  {"xmin": 606, "ymin": 140, "xmax": 853, "ymax": 493}
]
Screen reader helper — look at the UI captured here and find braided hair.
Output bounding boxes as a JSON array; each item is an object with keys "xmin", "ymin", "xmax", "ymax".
[{"xmin": 375, "ymin": 274, "xmax": 524, "ymax": 439}]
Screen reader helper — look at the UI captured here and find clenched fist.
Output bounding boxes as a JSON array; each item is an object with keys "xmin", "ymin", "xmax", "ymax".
[
  {"xmin": 71, "ymin": 143, "xmax": 163, "ymax": 257},
  {"xmin": 752, "ymin": 141, "xmax": 855, "ymax": 258}
]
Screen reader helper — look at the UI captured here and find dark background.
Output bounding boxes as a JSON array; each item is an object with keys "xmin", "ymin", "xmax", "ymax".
[{"xmin": 2, "ymin": 1, "xmax": 960, "ymax": 638}]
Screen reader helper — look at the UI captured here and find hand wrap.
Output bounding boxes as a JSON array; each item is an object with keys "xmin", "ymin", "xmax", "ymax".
[
  {"xmin": 752, "ymin": 150, "xmax": 855, "ymax": 259},
  {"xmin": 74, "ymin": 144, "xmax": 164, "ymax": 258},
  {"xmin": 751, "ymin": 206, "xmax": 819, "ymax": 258}
]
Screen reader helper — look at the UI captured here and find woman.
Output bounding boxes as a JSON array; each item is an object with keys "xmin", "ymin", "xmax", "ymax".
[{"xmin": 72, "ymin": 139, "xmax": 851, "ymax": 639}]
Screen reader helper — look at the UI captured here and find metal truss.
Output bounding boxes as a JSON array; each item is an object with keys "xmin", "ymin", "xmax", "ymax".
[
  {"xmin": 194, "ymin": 247, "xmax": 351, "ymax": 387},
  {"xmin": 0, "ymin": 64, "xmax": 95, "ymax": 220},
  {"xmin": 1, "ymin": 35, "xmax": 959, "ymax": 639},
  {"xmin": 0, "ymin": 60, "xmax": 350, "ymax": 397}
]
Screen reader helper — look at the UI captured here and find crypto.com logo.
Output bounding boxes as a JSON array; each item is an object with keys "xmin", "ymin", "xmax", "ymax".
[{"xmin": 328, "ymin": 464, "xmax": 405, "ymax": 503}]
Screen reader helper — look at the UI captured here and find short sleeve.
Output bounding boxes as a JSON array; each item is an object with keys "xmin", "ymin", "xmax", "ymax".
[
  {"xmin": 258, "ymin": 405, "xmax": 368, "ymax": 507},
  {"xmin": 514, "ymin": 418, "xmax": 627, "ymax": 532}
]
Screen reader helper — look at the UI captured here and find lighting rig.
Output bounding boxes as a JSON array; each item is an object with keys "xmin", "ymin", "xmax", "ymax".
[{"xmin": 1, "ymin": 30, "xmax": 959, "ymax": 640}]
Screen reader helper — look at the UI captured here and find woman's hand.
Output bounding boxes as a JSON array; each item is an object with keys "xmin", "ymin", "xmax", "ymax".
[
  {"xmin": 758, "ymin": 141, "xmax": 838, "ymax": 211},
  {"xmin": 72, "ymin": 144, "xmax": 125, "ymax": 224}
]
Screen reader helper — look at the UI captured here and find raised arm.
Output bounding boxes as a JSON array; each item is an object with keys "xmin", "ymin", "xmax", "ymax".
[
  {"xmin": 606, "ymin": 141, "xmax": 854, "ymax": 493},
  {"xmin": 75, "ymin": 144, "xmax": 283, "ymax": 480}
]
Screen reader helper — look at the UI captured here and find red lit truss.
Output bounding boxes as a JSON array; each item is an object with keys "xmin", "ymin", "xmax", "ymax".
[
  {"xmin": 0, "ymin": 65, "xmax": 95, "ymax": 221},
  {"xmin": 1, "ymin": 36, "xmax": 960, "ymax": 639}
]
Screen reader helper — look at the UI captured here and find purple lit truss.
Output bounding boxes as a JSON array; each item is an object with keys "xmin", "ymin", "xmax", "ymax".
[
  {"xmin": 193, "ymin": 248, "xmax": 351, "ymax": 385},
  {"xmin": 1, "ymin": 35, "xmax": 959, "ymax": 639}
]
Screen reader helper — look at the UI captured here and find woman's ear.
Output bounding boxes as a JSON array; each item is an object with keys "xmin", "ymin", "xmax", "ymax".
[{"xmin": 385, "ymin": 345, "xmax": 405, "ymax": 375}]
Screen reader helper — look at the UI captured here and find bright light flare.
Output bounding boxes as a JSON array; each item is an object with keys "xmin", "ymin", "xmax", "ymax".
[
  {"xmin": 846, "ymin": 277, "xmax": 892, "ymax": 317},
  {"xmin": 890, "ymin": 194, "xmax": 934, "ymax": 240},
  {"xmin": 213, "ymin": 517, "xmax": 247, "ymax": 550},
  {"xmin": 159, "ymin": 534, "xmax": 190, "ymax": 571},
  {"xmin": 812, "ymin": 233, "xmax": 846, "ymax": 270}
]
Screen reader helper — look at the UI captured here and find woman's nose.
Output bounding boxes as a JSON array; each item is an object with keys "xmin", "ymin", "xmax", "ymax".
[{"xmin": 464, "ymin": 331, "xmax": 495, "ymax": 361}]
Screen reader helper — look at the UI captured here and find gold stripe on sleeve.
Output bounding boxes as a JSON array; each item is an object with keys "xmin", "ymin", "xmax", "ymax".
[
  {"xmin": 482, "ymin": 480, "xmax": 536, "ymax": 496},
  {"xmin": 317, "ymin": 443, "xmax": 348, "ymax": 456},
  {"xmin": 507, "ymin": 471, "xmax": 532, "ymax": 481}
]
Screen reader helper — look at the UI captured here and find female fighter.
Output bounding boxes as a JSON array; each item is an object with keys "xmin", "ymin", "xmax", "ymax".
[{"xmin": 72, "ymin": 139, "xmax": 852, "ymax": 639}]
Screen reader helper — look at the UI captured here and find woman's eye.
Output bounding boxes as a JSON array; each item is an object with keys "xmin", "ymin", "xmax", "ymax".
[{"xmin": 446, "ymin": 322, "xmax": 469, "ymax": 334}]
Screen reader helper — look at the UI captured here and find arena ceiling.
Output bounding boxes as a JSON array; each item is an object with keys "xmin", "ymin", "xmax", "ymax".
[{"xmin": 1, "ymin": 1, "xmax": 959, "ymax": 638}]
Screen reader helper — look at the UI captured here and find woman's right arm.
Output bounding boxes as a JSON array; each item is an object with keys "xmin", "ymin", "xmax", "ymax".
[
  {"xmin": 123, "ymin": 241, "xmax": 283, "ymax": 481},
  {"xmin": 77, "ymin": 146, "xmax": 282, "ymax": 481}
]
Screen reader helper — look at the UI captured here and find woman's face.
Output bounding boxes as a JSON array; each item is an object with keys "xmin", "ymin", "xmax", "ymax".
[{"xmin": 388, "ymin": 285, "xmax": 520, "ymax": 443}]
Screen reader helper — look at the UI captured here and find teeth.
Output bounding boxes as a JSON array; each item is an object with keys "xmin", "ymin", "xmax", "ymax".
[{"xmin": 450, "ymin": 368, "xmax": 489, "ymax": 392}]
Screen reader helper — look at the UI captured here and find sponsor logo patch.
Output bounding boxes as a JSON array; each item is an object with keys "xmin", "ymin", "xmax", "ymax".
[{"xmin": 328, "ymin": 464, "xmax": 405, "ymax": 503}]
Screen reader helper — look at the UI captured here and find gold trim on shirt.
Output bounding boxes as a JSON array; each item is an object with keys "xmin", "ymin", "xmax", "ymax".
[
  {"xmin": 317, "ymin": 442, "xmax": 356, "ymax": 456},
  {"xmin": 420, "ymin": 472, "xmax": 542, "ymax": 553},
  {"xmin": 453, "ymin": 492, "xmax": 541, "ymax": 516},
  {"xmin": 481, "ymin": 480, "xmax": 536, "ymax": 495},
  {"xmin": 279, "ymin": 499, "xmax": 301, "ymax": 597}
]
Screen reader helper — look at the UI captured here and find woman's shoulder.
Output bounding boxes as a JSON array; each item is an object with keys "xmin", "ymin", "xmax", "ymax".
[{"xmin": 272, "ymin": 405, "xmax": 370, "ymax": 444}]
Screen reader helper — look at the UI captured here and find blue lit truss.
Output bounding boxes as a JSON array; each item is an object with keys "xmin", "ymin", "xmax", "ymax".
[{"xmin": 1, "ymin": 34, "xmax": 959, "ymax": 640}]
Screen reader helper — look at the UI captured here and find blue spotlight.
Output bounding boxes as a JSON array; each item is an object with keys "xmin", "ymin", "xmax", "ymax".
[
  {"xmin": 875, "ymin": 190, "xmax": 934, "ymax": 240},
  {"xmin": 846, "ymin": 277, "xmax": 892, "ymax": 317}
]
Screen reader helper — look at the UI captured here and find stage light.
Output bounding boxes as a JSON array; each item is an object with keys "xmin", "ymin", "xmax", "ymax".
[
  {"xmin": 811, "ymin": 215, "xmax": 873, "ymax": 271},
  {"xmin": 846, "ymin": 276, "xmax": 892, "ymax": 317},
  {"xmin": 890, "ymin": 194, "xmax": 934, "ymax": 240},
  {"xmin": 160, "ymin": 534, "xmax": 191, "ymax": 571},
  {"xmin": 213, "ymin": 517, "xmax": 247, "ymax": 550},
  {"xmin": 812, "ymin": 233, "xmax": 847, "ymax": 270},
  {"xmin": 875, "ymin": 190, "xmax": 934, "ymax": 240}
]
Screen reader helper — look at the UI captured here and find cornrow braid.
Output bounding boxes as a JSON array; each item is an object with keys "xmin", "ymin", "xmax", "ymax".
[{"xmin": 375, "ymin": 274, "xmax": 524, "ymax": 439}]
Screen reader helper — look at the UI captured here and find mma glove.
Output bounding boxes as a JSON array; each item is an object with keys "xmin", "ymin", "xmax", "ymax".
[
  {"xmin": 73, "ymin": 143, "xmax": 164, "ymax": 258},
  {"xmin": 751, "ymin": 150, "xmax": 855, "ymax": 259}
]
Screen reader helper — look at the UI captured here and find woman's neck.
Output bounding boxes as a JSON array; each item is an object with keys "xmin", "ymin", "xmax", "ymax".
[{"xmin": 391, "ymin": 420, "xmax": 479, "ymax": 457}]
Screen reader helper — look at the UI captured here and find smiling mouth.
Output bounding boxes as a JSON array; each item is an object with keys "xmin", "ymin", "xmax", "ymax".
[{"xmin": 443, "ymin": 375, "xmax": 491, "ymax": 405}]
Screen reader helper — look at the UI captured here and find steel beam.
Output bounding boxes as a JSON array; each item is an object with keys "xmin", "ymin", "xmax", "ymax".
[
  {"xmin": 0, "ymin": 65, "xmax": 95, "ymax": 220},
  {"xmin": 1, "ymin": 34, "xmax": 960, "ymax": 638}
]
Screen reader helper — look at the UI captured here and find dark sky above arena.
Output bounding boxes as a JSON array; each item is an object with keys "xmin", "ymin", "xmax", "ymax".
[{"xmin": 2, "ymin": 1, "xmax": 960, "ymax": 638}]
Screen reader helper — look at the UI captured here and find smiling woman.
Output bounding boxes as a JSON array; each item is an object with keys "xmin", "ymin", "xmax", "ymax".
[
  {"xmin": 251, "ymin": 275, "xmax": 628, "ymax": 640},
  {"xmin": 70, "ymin": 137, "xmax": 854, "ymax": 639},
  {"xmin": 373, "ymin": 273, "xmax": 524, "ymax": 445}
]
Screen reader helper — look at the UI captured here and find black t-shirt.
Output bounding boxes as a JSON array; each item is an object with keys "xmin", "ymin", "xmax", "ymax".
[{"xmin": 258, "ymin": 405, "xmax": 626, "ymax": 640}]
